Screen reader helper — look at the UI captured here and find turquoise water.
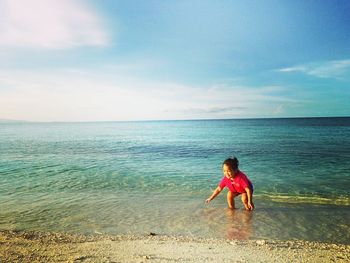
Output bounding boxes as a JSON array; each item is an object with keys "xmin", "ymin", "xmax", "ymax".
[{"xmin": 0, "ymin": 118, "xmax": 349, "ymax": 244}]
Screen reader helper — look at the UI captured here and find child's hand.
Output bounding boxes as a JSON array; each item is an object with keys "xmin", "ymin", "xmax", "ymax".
[
  {"xmin": 205, "ymin": 198, "xmax": 211, "ymax": 204},
  {"xmin": 247, "ymin": 202, "xmax": 255, "ymax": 210}
]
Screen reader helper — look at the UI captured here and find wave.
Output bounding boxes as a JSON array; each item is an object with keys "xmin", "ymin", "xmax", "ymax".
[{"xmin": 255, "ymin": 193, "xmax": 350, "ymax": 206}]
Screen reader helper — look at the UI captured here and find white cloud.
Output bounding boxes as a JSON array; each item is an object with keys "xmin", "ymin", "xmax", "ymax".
[
  {"xmin": 278, "ymin": 59, "xmax": 350, "ymax": 79},
  {"xmin": 0, "ymin": 67, "xmax": 296, "ymax": 121},
  {"xmin": 0, "ymin": 69, "xmax": 165, "ymax": 121},
  {"xmin": 0, "ymin": 0, "xmax": 109, "ymax": 49},
  {"xmin": 278, "ymin": 66, "xmax": 307, "ymax": 73},
  {"xmin": 162, "ymin": 84, "xmax": 299, "ymax": 119},
  {"xmin": 273, "ymin": 105, "xmax": 284, "ymax": 115}
]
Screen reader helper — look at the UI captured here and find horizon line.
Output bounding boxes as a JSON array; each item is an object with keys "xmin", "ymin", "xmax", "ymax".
[{"xmin": 1, "ymin": 115, "xmax": 349, "ymax": 124}]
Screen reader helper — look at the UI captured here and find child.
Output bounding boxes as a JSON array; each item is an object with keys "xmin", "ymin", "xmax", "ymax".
[{"xmin": 206, "ymin": 157, "xmax": 254, "ymax": 210}]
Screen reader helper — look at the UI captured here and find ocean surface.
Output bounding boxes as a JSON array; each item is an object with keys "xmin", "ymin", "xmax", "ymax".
[{"xmin": 0, "ymin": 118, "xmax": 349, "ymax": 244}]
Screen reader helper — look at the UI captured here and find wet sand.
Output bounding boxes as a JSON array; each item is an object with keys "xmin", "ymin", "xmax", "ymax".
[{"xmin": 0, "ymin": 230, "xmax": 349, "ymax": 262}]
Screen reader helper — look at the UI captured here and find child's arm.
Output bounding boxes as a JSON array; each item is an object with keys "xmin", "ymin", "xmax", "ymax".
[
  {"xmin": 244, "ymin": 187, "xmax": 254, "ymax": 210},
  {"xmin": 206, "ymin": 186, "xmax": 222, "ymax": 203}
]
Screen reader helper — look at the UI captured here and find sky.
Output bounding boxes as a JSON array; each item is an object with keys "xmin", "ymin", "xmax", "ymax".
[{"xmin": 0, "ymin": 0, "xmax": 350, "ymax": 122}]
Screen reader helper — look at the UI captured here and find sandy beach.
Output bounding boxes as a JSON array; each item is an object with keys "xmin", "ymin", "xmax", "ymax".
[{"xmin": 0, "ymin": 230, "xmax": 349, "ymax": 263}]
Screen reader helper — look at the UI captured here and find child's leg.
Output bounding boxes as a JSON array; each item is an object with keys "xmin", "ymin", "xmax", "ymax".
[
  {"xmin": 227, "ymin": 191, "xmax": 239, "ymax": 209},
  {"xmin": 241, "ymin": 193, "xmax": 249, "ymax": 210}
]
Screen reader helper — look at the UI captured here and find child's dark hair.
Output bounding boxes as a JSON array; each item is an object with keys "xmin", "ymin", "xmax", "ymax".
[{"xmin": 223, "ymin": 157, "xmax": 239, "ymax": 171}]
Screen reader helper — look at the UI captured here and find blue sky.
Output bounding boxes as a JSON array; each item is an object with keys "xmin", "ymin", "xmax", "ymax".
[{"xmin": 0, "ymin": 0, "xmax": 349, "ymax": 121}]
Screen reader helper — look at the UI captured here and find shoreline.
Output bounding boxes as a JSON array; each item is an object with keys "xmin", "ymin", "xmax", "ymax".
[{"xmin": 1, "ymin": 230, "xmax": 349, "ymax": 262}]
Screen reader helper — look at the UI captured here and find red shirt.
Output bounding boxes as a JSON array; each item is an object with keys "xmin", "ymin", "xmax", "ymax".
[{"xmin": 219, "ymin": 171, "xmax": 253, "ymax": 194}]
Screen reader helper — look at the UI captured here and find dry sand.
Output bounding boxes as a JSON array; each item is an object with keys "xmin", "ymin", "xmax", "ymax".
[{"xmin": 0, "ymin": 230, "xmax": 349, "ymax": 263}]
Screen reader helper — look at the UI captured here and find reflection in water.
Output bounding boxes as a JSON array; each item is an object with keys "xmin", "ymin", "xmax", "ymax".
[
  {"xmin": 202, "ymin": 204, "xmax": 350, "ymax": 244},
  {"xmin": 225, "ymin": 209, "xmax": 253, "ymax": 240},
  {"xmin": 202, "ymin": 207, "xmax": 254, "ymax": 240}
]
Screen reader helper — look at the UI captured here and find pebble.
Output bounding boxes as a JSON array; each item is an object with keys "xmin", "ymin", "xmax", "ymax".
[{"xmin": 256, "ymin": 240, "xmax": 266, "ymax": 245}]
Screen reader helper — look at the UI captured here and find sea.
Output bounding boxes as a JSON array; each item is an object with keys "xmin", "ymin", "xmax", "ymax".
[{"xmin": 0, "ymin": 117, "xmax": 349, "ymax": 244}]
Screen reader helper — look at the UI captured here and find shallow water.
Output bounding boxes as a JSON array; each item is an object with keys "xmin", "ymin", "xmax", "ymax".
[{"xmin": 0, "ymin": 118, "xmax": 349, "ymax": 244}]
